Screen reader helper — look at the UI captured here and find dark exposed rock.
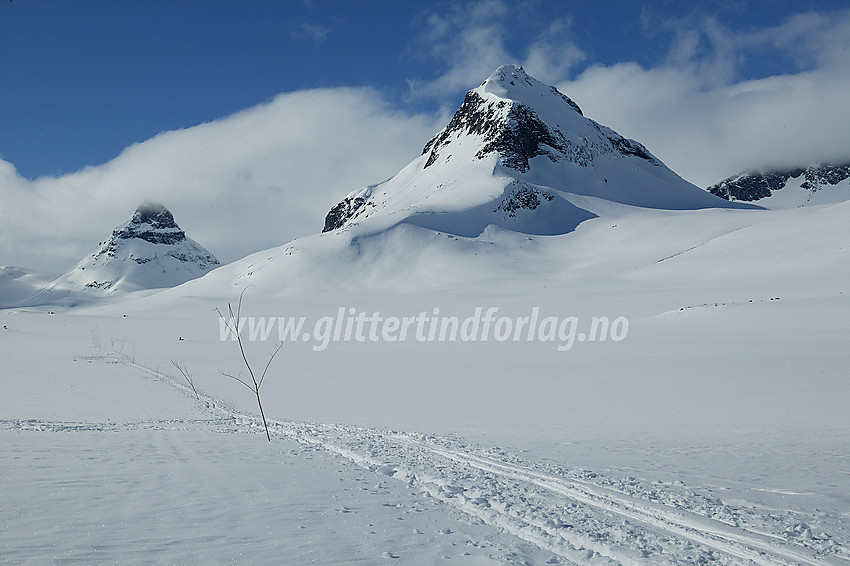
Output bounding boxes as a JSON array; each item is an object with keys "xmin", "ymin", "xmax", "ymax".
[
  {"xmin": 477, "ymin": 104, "xmax": 568, "ymax": 173},
  {"xmin": 422, "ymin": 91, "xmax": 506, "ymax": 169},
  {"xmin": 323, "ymin": 194, "xmax": 370, "ymax": 232},
  {"xmin": 608, "ymin": 136, "xmax": 655, "ymax": 162},
  {"xmin": 708, "ymin": 172, "xmax": 797, "ymax": 201},
  {"xmin": 88, "ymin": 202, "xmax": 220, "ymax": 269},
  {"xmin": 495, "ymin": 184, "xmax": 556, "ymax": 216},
  {"xmin": 133, "ymin": 202, "xmax": 179, "ymax": 229},
  {"xmin": 801, "ymin": 163, "xmax": 850, "ymax": 190},
  {"xmin": 422, "ymin": 91, "xmax": 578, "ymax": 173},
  {"xmin": 421, "ymin": 88, "xmax": 658, "ymax": 175},
  {"xmin": 708, "ymin": 162, "xmax": 850, "ymax": 201},
  {"xmin": 113, "ymin": 202, "xmax": 186, "ymax": 245}
]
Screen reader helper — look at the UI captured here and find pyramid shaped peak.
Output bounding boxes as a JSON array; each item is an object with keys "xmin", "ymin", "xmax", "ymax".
[
  {"xmin": 22, "ymin": 200, "xmax": 220, "ymax": 302},
  {"xmin": 325, "ymin": 64, "xmax": 738, "ymax": 234},
  {"xmin": 418, "ymin": 65, "xmax": 592, "ymax": 172}
]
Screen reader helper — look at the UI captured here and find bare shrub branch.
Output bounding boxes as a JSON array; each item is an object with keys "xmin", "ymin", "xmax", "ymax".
[
  {"xmin": 216, "ymin": 287, "xmax": 279, "ymax": 442},
  {"xmin": 171, "ymin": 359, "xmax": 199, "ymax": 399}
]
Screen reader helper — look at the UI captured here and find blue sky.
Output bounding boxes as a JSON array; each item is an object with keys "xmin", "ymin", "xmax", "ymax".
[
  {"xmin": 2, "ymin": 0, "xmax": 850, "ymax": 272},
  {"xmin": 3, "ymin": 0, "xmax": 846, "ymax": 179}
]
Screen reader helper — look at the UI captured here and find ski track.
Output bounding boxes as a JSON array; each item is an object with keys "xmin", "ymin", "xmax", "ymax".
[{"xmin": 4, "ymin": 349, "xmax": 848, "ymax": 566}]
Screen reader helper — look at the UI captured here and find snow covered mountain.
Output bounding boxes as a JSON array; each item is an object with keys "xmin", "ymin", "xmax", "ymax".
[
  {"xmin": 707, "ymin": 161, "xmax": 850, "ymax": 208},
  {"xmin": 174, "ymin": 64, "xmax": 759, "ymax": 295},
  {"xmin": 27, "ymin": 202, "xmax": 219, "ymax": 303},
  {"xmin": 323, "ymin": 64, "xmax": 743, "ymax": 238}
]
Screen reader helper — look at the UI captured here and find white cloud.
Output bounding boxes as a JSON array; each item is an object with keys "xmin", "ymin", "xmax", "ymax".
[
  {"xmin": 406, "ymin": 1, "xmax": 585, "ymax": 99},
  {"xmin": 406, "ymin": 4, "xmax": 850, "ymax": 187},
  {"xmin": 0, "ymin": 88, "xmax": 442, "ymax": 274},
  {"xmin": 289, "ymin": 22, "xmax": 330, "ymax": 42},
  {"xmin": 521, "ymin": 17, "xmax": 585, "ymax": 86},
  {"xmin": 559, "ymin": 9, "xmax": 850, "ymax": 186},
  {"xmin": 744, "ymin": 10, "xmax": 850, "ymax": 70},
  {"xmin": 407, "ymin": 1, "xmax": 512, "ymax": 98}
]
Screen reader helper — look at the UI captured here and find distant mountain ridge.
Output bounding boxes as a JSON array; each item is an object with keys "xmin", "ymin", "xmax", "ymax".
[{"xmin": 707, "ymin": 161, "xmax": 850, "ymax": 206}]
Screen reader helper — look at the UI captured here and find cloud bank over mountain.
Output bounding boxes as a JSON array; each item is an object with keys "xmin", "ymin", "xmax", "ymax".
[
  {"xmin": 408, "ymin": 3, "xmax": 850, "ymax": 186},
  {"xmin": 2, "ymin": 4, "xmax": 848, "ymax": 274},
  {"xmin": 0, "ymin": 89, "xmax": 443, "ymax": 273}
]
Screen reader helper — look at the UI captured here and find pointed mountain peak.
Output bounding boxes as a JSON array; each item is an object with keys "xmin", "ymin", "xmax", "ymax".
[
  {"xmin": 476, "ymin": 64, "xmax": 583, "ymax": 116},
  {"xmin": 480, "ymin": 64, "xmax": 533, "ymax": 91},
  {"xmin": 28, "ymin": 202, "xmax": 222, "ymax": 299},
  {"xmin": 421, "ymin": 65, "xmax": 612, "ymax": 173},
  {"xmin": 324, "ymin": 65, "xmax": 742, "ymax": 235}
]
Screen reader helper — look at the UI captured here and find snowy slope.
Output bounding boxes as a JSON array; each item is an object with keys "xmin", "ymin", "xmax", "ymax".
[
  {"xmin": 0, "ymin": 266, "xmax": 51, "ymax": 308},
  {"xmin": 3, "ymin": 198, "xmax": 848, "ymax": 565},
  {"xmin": 25, "ymin": 202, "xmax": 219, "ymax": 304},
  {"xmin": 707, "ymin": 161, "xmax": 850, "ymax": 208}
]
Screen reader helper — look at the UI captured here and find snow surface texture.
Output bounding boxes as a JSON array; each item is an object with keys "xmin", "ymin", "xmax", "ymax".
[
  {"xmin": 19, "ymin": 202, "xmax": 219, "ymax": 305},
  {"xmin": 707, "ymin": 162, "xmax": 850, "ymax": 208},
  {"xmin": 2, "ymin": 66, "xmax": 849, "ymax": 565},
  {"xmin": 3, "ymin": 198, "xmax": 848, "ymax": 564},
  {"xmin": 2, "ymin": 262, "xmax": 849, "ymax": 565}
]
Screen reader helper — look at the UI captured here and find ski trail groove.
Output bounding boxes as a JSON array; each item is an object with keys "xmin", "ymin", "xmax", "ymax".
[
  {"xmin": 406, "ymin": 439, "xmax": 831, "ymax": 566},
  {"xmin": 22, "ymin": 348, "xmax": 840, "ymax": 566}
]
